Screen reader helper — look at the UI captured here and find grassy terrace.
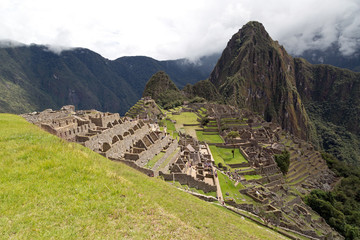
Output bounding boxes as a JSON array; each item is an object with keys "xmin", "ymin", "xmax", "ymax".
[
  {"xmin": 0, "ymin": 114, "xmax": 287, "ymax": 239},
  {"xmin": 159, "ymin": 147, "xmax": 180, "ymax": 170},
  {"xmin": 209, "ymin": 146, "xmax": 247, "ymax": 168},
  {"xmin": 243, "ymin": 175, "xmax": 263, "ymax": 181},
  {"xmin": 146, "ymin": 152, "xmax": 165, "ymax": 169},
  {"xmin": 198, "ymin": 107, "xmax": 207, "ymax": 117},
  {"xmin": 163, "ymin": 119, "xmax": 178, "ymax": 139},
  {"xmin": 217, "ymin": 172, "xmax": 255, "ymax": 204},
  {"xmin": 165, "ymin": 111, "xmax": 199, "ymax": 138},
  {"xmin": 168, "ymin": 111, "xmax": 198, "ymax": 125},
  {"xmin": 196, "ymin": 131, "xmax": 224, "ymax": 143}
]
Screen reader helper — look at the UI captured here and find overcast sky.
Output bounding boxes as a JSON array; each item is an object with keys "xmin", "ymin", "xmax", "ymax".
[{"xmin": 0, "ymin": 0, "xmax": 359, "ymax": 60}]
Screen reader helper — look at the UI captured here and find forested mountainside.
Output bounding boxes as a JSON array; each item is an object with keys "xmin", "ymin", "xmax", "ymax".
[{"xmin": 0, "ymin": 45, "xmax": 217, "ymax": 114}]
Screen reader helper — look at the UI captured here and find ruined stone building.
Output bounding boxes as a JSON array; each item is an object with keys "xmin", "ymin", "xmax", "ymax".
[{"xmin": 22, "ymin": 105, "xmax": 173, "ymax": 176}]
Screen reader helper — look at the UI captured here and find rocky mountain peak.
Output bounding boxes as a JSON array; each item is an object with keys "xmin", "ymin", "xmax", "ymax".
[{"xmin": 209, "ymin": 21, "xmax": 312, "ymax": 140}]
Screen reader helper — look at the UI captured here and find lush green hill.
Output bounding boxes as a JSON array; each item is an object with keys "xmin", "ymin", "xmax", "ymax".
[
  {"xmin": 0, "ymin": 114, "xmax": 287, "ymax": 239},
  {"xmin": 0, "ymin": 46, "xmax": 217, "ymax": 115},
  {"xmin": 142, "ymin": 71, "xmax": 185, "ymax": 109}
]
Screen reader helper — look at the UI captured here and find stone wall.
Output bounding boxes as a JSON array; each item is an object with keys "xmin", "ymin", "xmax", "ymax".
[
  {"xmin": 84, "ymin": 120, "xmax": 141, "ymax": 150},
  {"xmin": 89, "ymin": 122, "xmax": 151, "ymax": 158},
  {"xmin": 136, "ymin": 134, "xmax": 170, "ymax": 166},
  {"xmin": 228, "ymin": 162, "xmax": 250, "ymax": 168},
  {"xmin": 159, "ymin": 172, "xmax": 216, "ymax": 193},
  {"xmin": 153, "ymin": 140, "xmax": 179, "ymax": 171},
  {"xmin": 110, "ymin": 158, "xmax": 154, "ymax": 177}
]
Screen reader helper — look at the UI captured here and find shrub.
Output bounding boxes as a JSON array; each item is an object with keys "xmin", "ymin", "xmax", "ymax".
[
  {"xmin": 274, "ymin": 150, "xmax": 290, "ymax": 175},
  {"xmin": 201, "ymin": 117, "xmax": 209, "ymax": 126}
]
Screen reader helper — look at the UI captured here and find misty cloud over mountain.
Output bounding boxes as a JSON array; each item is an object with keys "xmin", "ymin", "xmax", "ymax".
[{"xmin": 0, "ymin": 0, "xmax": 359, "ymax": 60}]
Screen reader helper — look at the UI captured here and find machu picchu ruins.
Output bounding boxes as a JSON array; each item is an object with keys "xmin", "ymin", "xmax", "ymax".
[{"xmin": 21, "ymin": 99, "xmax": 343, "ymax": 240}]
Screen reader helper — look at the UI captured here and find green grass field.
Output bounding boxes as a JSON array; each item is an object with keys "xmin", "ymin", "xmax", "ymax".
[
  {"xmin": 165, "ymin": 111, "xmax": 200, "ymax": 138},
  {"xmin": 215, "ymin": 147, "xmax": 247, "ymax": 165},
  {"xmin": 146, "ymin": 152, "xmax": 165, "ymax": 169},
  {"xmin": 196, "ymin": 130, "xmax": 224, "ymax": 143},
  {"xmin": 168, "ymin": 111, "xmax": 199, "ymax": 125},
  {"xmin": 243, "ymin": 175, "xmax": 263, "ymax": 181},
  {"xmin": 163, "ymin": 119, "xmax": 178, "ymax": 139},
  {"xmin": 0, "ymin": 114, "xmax": 287, "ymax": 239},
  {"xmin": 209, "ymin": 146, "xmax": 247, "ymax": 168},
  {"xmin": 217, "ymin": 172, "xmax": 253, "ymax": 204}
]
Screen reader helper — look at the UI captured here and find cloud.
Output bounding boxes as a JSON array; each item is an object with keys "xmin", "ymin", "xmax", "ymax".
[{"xmin": 0, "ymin": 0, "xmax": 359, "ymax": 60}]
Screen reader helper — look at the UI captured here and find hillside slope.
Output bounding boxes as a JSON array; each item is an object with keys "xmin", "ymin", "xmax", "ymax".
[{"xmin": 0, "ymin": 114, "xmax": 286, "ymax": 239}]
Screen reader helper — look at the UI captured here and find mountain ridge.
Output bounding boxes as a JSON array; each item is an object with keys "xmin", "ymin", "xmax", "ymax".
[
  {"xmin": 0, "ymin": 45, "xmax": 218, "ymax": 115},
  {"xmin": 208, "ymin": 21, "xmax": 360, "ymax": 164}
]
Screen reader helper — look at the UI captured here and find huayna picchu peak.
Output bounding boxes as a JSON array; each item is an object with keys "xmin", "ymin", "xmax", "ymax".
[{"xmin": 209, "ymin": 21, "xmax": 313, "ymax": 141}]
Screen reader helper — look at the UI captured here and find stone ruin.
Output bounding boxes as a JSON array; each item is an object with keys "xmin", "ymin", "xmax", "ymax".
[
  {"xmin": 22, "ymin": 103, "xmax": 343, "ymax": 239},
  {"xmin": 184, "ymin": 102, "xmax": 342, "ymax": 239},
  {"xmin": 160, "ymin": 133, "xmax": 217, "ymax": 193},
  {"xmin": 22, "ymin": 105, "xmax": 174, "ymax": 177}
]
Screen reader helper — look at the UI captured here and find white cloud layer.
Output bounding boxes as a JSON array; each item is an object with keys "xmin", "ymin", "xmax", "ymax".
[{"xmin": 0, "ymin": 0, "xmax": 359, "ymax": 60}]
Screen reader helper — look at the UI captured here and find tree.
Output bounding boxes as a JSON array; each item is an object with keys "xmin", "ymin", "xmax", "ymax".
[
  {"xmin": 226, "ymin": 131, "xmax": 239, "ymax": 144},
  {"xmin": 274, "ymin": 150, "xmax": 290, "ymax": 175},
  {"xmin": 200, "ymin": 117, "xmax": 209, "ymax": 126}
]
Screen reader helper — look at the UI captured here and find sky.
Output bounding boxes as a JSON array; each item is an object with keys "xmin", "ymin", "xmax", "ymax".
[{"xmin": 0, "ymin": 0, "xmax": 359, "ymax": 60}]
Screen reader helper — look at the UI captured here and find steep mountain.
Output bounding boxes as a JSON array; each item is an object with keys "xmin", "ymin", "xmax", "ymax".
[
  {"xmin": 183, "ymin": 79, "xmax": 223, "ymax": 103},
  {"xmin": 113, "ymin": 54, "xmax": 219, "ymax": 96},
  {"xmin": 0, "ymin": 45, "xmax": 138, "ymax": 114},
  {"xmin": 0, "ymin": 45, "xmax": 217, "ymax": 115},
  {"xmin": 209, "ymin": 21, "xmax": 360, "ymax": 164},
  {"xmin": 209, "ymin": 21, "xmax": 313, "ymax": 141},
  {"xmin": 142, "ymin": 71, "xmax": 184, "ymax": 109},
  {"xmin": 294, "ymin": 58, "xmax": 360, "ymax": 164}
]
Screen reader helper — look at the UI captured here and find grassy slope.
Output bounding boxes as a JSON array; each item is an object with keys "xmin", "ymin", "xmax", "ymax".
[{"xmin": 0, "ymin": 114, "xmax": 286, "ymax": 239}]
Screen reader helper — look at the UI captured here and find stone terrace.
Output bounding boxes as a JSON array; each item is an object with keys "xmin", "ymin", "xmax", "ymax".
[{"xmin": 22, "ymin": 105, "xmax": 173, "ymax": 177}]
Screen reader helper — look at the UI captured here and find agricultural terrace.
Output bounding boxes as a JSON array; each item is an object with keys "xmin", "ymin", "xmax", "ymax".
[
  {"xmin": 165, "ymin": 111, "xmax": 199, "ymax": 138},
  {"xmin": 196, "ymin": 131, "xmax": 224, "ymax": 143}
]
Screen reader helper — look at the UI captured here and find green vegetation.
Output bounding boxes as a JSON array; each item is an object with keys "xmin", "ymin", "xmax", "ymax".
[
  {"xmin": 217, "ymin": 172, "xmax": 249, "ymax": 203},
  {"xmin": 168, "ymin": 111, "xmax": 199, "ymax": 125},
  {"xmin": 210, "ymin": 146, "xmax": 247, "ymax": 166},
  {"xmin": 274, "ymin": 150, "xmax": 290, "ymax": 175},
  {"xmin": 243, "ymin": 175, "xmax": 262, "ymax": 181},
  {"xmin": 164, "ymin": 111, "xmax": 199, "ymax": 138},
  {"xmin": 226, "ymin": 130, "xmax": 240, "ymax": 138},
  {"xmin": 308, "ymin": 106, "xmax": 360, "ymax": 165},
  {"xmin": 161, "ymin": 119, "xmax": 178, "ymax": 139},
  {"xmin": 0, "ymin": 114, "xmax": 286, "ymax": 239},
  {"xmin": 196, "ymin": 131, "xmax": 224, "ymax": 143},
  {"xmin": 142, "ymin": 71, "xmax": 185, "ymax": 109},
  {"xmin": 198, "ymin": 108, "xmax": 208, "ymax": 118},
  {"xmin": 305, "ymin": 153, "xmax": 360, "ymax": 239},
  {"xmin": 200, "ymin": 117, "xmax": 209, "ymax": 126},
  {"xmin": 159, "ymin": 148, "xmax": 180, "ymax": 170},
  {"xmin": 182, "ymin": 79, "xmax": 223, "ymax": 103},
  {"xmin": 146, "ymin": 152, "xmax": 165, "ymax": 169}
]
